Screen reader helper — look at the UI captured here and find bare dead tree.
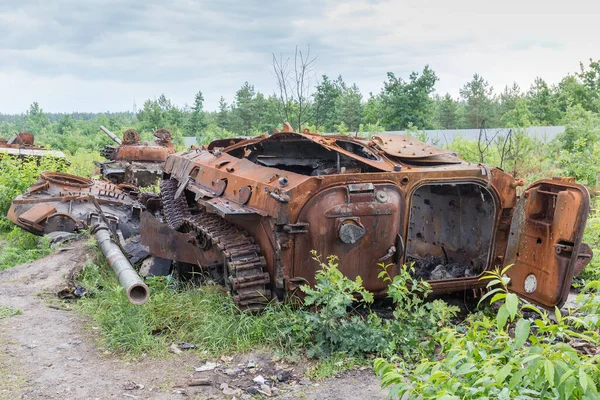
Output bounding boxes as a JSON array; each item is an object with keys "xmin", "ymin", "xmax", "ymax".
[
  {"xmin": 272, "ymin": 45, "xmax": 317, "ymax": 131},
  {"xmin": 497, "ymin": 129, "xmax": 513, "ymax": 170},
  {"xmin": 272, "ymin": 53, "xmax": 292, "ymax": 124},
  {"xmin": 477, "ymin": 119, "xmax": 491, "ymax": 163},
  {"xmin": 476, "ymin": 120, "xmax": 503, "ymax": 164}
]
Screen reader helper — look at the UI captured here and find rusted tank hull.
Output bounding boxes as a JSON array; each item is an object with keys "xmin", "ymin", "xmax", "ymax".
[
  {"xmin": 98, "ymin": 127, "xmax": 175, "ymax": 186},
  {"xmin": 8, "ymin": 172, "xmax": 142, "ymax": 238},
  {"xmin": 142, "ymin": 129, "xmax": 592, "ymax": 309},
  {"xmin": 0, "ymin": 132, "xmax": 67, "ymax": 161},
  {"xmin": 98, "ymin": 160, "xmax": 164, "ymax": 187}
]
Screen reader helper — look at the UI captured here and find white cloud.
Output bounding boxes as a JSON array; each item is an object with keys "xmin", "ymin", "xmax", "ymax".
[{"xmin": 0, "ymin": 0, "xmax": 599, "ymax": 113}]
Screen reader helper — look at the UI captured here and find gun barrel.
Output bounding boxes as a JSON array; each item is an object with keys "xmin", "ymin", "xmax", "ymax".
[
  {"xmin": 100, "ymin": 125, "xmax": 123, "ymax": 145},
  {"xmin": 92, "ymin": 223, "xmax": 149, "ymax": 305}
]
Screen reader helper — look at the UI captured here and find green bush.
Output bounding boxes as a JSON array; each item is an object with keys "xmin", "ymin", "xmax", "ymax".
[
  {"xmin": 374, "ymin": 267, "xmax": 600, "ymax": 399},
  {"xmin": 300, "ymin": 254, "xmax": 386, "ymax": 358},
  {"xmin": 0, "ymin": 157, "xmax": 65, "ymax": 220},
  {"xmin": 0, "ymin": 228, "xmax": 51, "ymax": 271},
  {"xmin": 379, "ymin": 263, "xmax": 459, "ymax": 361}
]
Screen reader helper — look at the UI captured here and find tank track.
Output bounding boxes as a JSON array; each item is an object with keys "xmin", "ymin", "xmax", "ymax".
[
  {"xmin": 160, "ymin": 179, "xmax": 191, "ymax": 230},
  {"xmin": 161, "ymin": 179, "xmax": 271, "ymax": 312}
]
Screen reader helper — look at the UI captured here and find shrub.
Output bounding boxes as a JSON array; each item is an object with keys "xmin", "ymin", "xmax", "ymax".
[
  {"xmin": 374, "ymin": 267, "xmax": 600, "ymax": 399},
  {"xmin": 300, "ymin": 253, "xmax": 387, "ymax": 358}
]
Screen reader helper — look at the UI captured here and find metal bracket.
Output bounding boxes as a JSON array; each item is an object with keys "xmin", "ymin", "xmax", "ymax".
[
  {"xmin": 88, "ymin": 212, "xmax": 119, "ymax": 232},
  {"xmin": 378, "ymin": 246, "xmax": 396, "ymax": 262},
  {"xmin": 280, "ymin": 222, "xmax": 309, "ymax": 234},
  {"xmin": 174, "ymin": 176, "xmax": 190, "ymax": 199}
]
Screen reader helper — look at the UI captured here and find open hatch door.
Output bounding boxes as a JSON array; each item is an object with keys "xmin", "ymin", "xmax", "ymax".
[{"xmin": 504, "ymin": 179, "xmax": 591, "ymax": 308}]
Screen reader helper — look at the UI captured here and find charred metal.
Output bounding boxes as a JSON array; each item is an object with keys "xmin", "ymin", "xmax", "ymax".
[
  {"xmin": 138, "ymin": 125, "xmax": 593, "ymax": 311},
  {"xmin": 8, "ymin": 172, "xmax": 142, "ymax": 238},
  {"xmin": 97, "ymin": 126, "xmax": 175, "ymax": 187}
]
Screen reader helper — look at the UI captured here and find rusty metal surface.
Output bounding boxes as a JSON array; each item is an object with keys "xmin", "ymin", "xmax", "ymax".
[
  {"xmin": 9, "ymin": 171, "xmax": 142, "ymax": 238},
  {"xmin": 0, "ymin": 133, "xmax": 67, "ymax": 160},
  {"xmin": 504, "ymin": 180, "xmax": 590, "ymax": 307},
  {"xmin": 370, "ymin": 133, "xmax": 452, "ymax": 158},
  {"xmin": 139, "ymin": 125, "xmax": 593, "ymax": 309},
  {"xmin": 98, "ymin": 127, "xmax": 176, "ymax": 185},
  {"xmin": 122, "ymin": 129, "xmax": 141, "ymax": 145},
  {"xmin": 114, "ymin": 144, "xmax": 172, "ymax": 162},
  {"xmin": 144, "ymin": 189, "xmax": 272, "ymax": 311}
]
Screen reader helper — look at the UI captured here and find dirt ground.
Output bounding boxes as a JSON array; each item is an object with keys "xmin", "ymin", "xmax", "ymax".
[{"xmin": 0, "ymin": 241, "xmax": 387, "ymax": 400}]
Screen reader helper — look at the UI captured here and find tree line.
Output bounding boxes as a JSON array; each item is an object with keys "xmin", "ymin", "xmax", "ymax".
[{"xmin": 0, "ymin": 56, "xmax": 599, "ymax": 152}]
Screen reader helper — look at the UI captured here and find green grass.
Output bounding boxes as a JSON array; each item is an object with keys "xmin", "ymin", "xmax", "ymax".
[
  {"xmin": 0, "ymin": 306, "xmax": 22, "ymax": 320},
  {"xmin": 0, "ymin": 227, "xmax": 52, "ymax": 271},
  {"xmin": 76, "ymin": 254, "xmax": 306, "ymax": 357},
  {"xmin": 305, "ymin": 352, "xmax": 364, "ymax": 381}
]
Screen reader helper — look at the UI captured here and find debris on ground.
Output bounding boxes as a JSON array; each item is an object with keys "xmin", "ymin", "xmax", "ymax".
[
  {"xmin": 187, "ymin": 378, "xmax": 211, "ymax": 386},
  {"xmin": 169, "ymin": 343, "xmax": 182, "ymax": 354},
  {"xmin": 277, "ymin": 370, "xmax": 291, "ymax": 382},
  {"xmin": 224, "ymin": 368, "xmax": 243, "ymax": 376},
  {"xmin": 195, "ymin": 361, "xmax": 219, "ymax": 372},
  {"xmin": 123, "ymin": 381, "xmax": 144, "ymax": 390},
  {"xmin": 220, "ymin": 382, "xmax": 243, "ymax": 397},
  {"xmin": 259, "ymin": 384, "xmax": 272, "ymax": 396},
  {"xmin": 46, "ymin": 231, "xmax": 80, "ymax": 248},
  {"xmin": 57, "ymin": 284, "xmax": 88, "ymax": 299},
  {"xmin": 178, "ymin": 342, "xmax": 197, "ymax": 350}
]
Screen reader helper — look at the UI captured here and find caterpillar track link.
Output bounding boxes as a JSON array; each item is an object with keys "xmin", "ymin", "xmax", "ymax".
[
  {"xmin": 161, "ymin": 179, "xmax": 271, "ymax": 311},
  {"xmin": 160, "ymin": 178, "xmax": 191, "ymax": 230}
]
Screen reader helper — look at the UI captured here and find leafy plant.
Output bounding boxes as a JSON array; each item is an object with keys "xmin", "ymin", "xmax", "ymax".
[
  {"xmin": 375, "ymin": 265, "xmax": 600, "ymax": 399},
  {"xmin": 300, "ymin": 253, "xmax": 387, "ymax": 358},
  {"xmin": 380, "ymin": 263, "xmax": 459, "ymax": 360},
  {"xmin": 478, "ymin": 265, "xmax": 520, "ymax": 330}
]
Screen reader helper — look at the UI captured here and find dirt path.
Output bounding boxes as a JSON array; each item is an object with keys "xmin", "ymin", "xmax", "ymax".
[{"xmin": 0, "ymin": 241, "xmax": 387, "ymax": 400}]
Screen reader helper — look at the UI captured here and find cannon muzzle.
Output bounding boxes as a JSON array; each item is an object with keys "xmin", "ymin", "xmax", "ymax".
[{"xmin": 92, "ymin": 223, "xmax": 149, "ymax": 305}]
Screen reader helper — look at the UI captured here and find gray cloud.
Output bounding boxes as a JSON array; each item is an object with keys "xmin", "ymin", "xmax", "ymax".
[{"xmin": 0, "ymin": 0, "xmax": 599, "ymax": 113}]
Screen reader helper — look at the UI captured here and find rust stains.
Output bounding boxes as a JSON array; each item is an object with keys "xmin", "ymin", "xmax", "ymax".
[{"xmin": 133, "ymin": 126, "xmax": 593, "ymax": 309}]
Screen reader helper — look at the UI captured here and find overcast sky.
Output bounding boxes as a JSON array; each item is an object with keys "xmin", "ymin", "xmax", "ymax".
[{"xmin": 0, "ymin": 0, "xmax": 598, "ymax": 114}]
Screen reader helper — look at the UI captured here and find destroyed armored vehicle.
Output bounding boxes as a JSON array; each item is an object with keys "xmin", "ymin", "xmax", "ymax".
[
  {"xmin": 0, "ymin": 132, "xmax": 66, "ymax": 161},
  {"xmin": 97, "ymin": 126, "xmax": 175, "ymax": 187},
  {"xmin": 141, "ymin": 123, "xmax": 593, "ymax": 311},
  {"xmin": 8, "ymin": 171, "xmax": 142, "ymax": 239}
]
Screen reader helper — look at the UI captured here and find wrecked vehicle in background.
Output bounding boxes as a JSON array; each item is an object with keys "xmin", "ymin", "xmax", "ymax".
[
  {"xmin": 0, "ymin": 132, "xmax": 66, "ymax": 161},
  {"xmin": 97, "ymin": 126, "xmax": 175, "ymax": 187},
  {"xmin": 8, "ymin": 171, "xmax": 151, "ymax": 305},
  {"xmin": 8, "ymin": 171, "xmax": 142, "ymax": 239},
  {"xmin": 141, "ymin": 123, "xmax": 593, "ymax": 311}
]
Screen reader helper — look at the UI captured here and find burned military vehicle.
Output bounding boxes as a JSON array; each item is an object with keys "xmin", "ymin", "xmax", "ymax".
[
  {"xmin": 141, "ymin": 123, "xmax": 593, "ymax": 311},
  {"xmin": 0, "ymin": 132, "xmax": 66, "ymax": 161},
  {"xmin": 97, "ymin": 126, "xmax": 175, "ymax": 187},
  {"xmin": 8, "ymin": 171, "xmax": 142, "ymax": 239},
  {"xmin": 8, "ymin": 171, "xmax": 151, "ymax": 305}
]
